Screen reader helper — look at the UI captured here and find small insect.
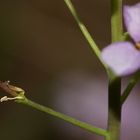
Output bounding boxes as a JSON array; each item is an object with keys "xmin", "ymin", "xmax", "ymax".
[
  {"xmin": 0, "ymin": 81, "xmax": 25, "ymax": 97},
  {"xmin": 7, "ymin": 84, "xmax": 25, "ymax": 95},
  {"xmin": 0, "ymin": 81, "xmax": 25, "ymax": 102}
]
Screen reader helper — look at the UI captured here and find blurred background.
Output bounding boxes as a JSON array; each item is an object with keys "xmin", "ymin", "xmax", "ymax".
[{"xmin": 0, "ymin": 0, "xmax": 140, "ymax": 140}]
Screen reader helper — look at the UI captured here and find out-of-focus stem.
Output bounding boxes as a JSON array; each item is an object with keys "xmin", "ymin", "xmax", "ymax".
[{"xmin": 121, "ymin": 71, "xmax": 140, "ymax": 105}]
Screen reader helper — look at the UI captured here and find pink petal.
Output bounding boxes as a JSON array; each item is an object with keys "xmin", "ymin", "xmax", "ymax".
[
  {"xmin": 101, "ymin": 42, "xmax": 140, "ymax": 76},
  {"xmin": 124, "ymin": 3, "xmax": 140, "ymax": 43}
]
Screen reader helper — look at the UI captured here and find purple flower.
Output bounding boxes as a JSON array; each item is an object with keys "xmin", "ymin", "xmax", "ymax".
[
  {"xmin": 124, "ymin": 3, "xmax": 140, "ymax": 43},
  {"xmin": 101, "ymin": 3, "xmax": 140, "ymax": 76}
]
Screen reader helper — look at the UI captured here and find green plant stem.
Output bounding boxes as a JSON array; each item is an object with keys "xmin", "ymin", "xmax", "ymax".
[
  {"xmin": 121, "ymin": 71, "xmax": 140, "ymax": 105},
  {"xmin": 64, "ymin": 0, "xmax": 108, "ymax": 69},
  {"xmin": 107, "ymin": 76, "xmax": 121, "ymax": 140},
  {"xmin": 16, "ymin": 97, "xmax": 108, "ymax": 137},
  {"xmin": 111, "ymin": 0, "xmax": 123, "ymax": 42},
  {"xmin": 107, "ymin": 0, "xmax": 123, "ymax": 140}
]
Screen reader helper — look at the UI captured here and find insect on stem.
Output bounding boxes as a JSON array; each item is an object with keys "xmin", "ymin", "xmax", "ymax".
[{"xmin": 0, "ymin": 81, "xmax": 25, "ymax": 97}]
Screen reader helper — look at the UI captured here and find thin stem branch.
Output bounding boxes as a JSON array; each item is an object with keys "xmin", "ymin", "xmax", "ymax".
[
  {"xmin": 64, "ymin": 0, "xmax": 108, "ymax": 69},
  {"xmin": 121, "ymin": 71, "xmax": 140, "ymax": 105},
  {"xmin": 16, "ymin": 97, "xmax": 108, "ymax": 137}
]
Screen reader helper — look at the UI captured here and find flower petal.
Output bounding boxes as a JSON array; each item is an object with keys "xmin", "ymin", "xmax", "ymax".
[
  {"xmin": 124, "ymin": 3, "xmax": 140, "ymax": 43},
  {"xmin": 101, "ymin": 42, "xmax": 140, "ymax": 76}
]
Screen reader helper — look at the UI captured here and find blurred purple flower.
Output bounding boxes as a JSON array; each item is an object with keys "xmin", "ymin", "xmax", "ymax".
[
  {"xmin": 124, "ymin": 3, "xmax": 140, "ymax": 43},
  {"xmin": 101, "ymin": 3, "xmax": 140, "ymax": 76}
]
